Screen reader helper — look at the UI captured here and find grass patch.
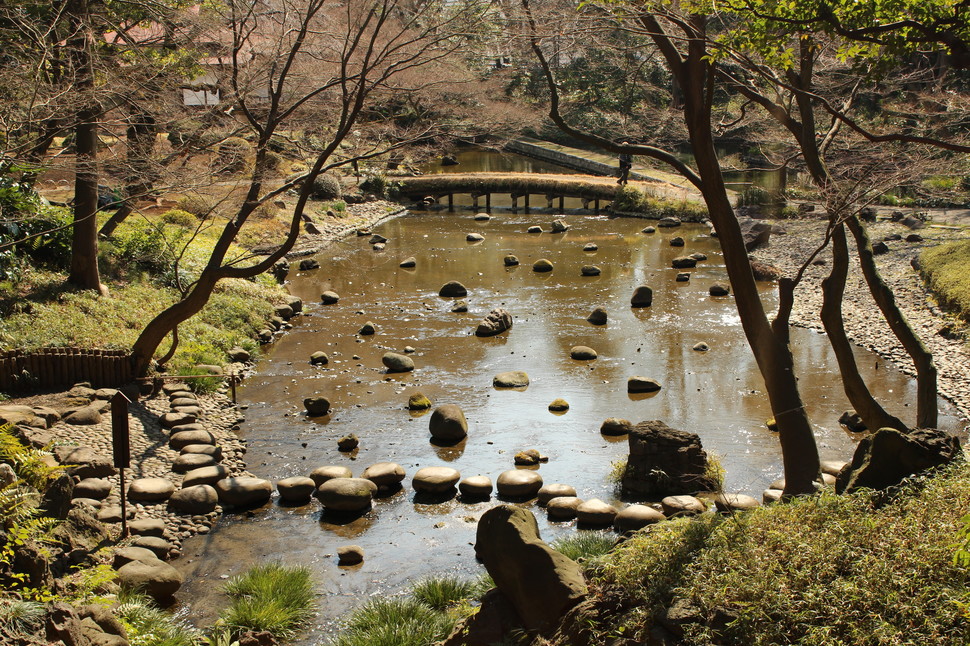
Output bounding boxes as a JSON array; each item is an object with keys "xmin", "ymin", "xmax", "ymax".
[
  {"xmin": 331, "ymin": 597, "xmax": 457, "ymax": 646},
  {"xmin": 920, "ymin": 239, "xmax": 970, "ymax": 322},
  {"xmin": 116, "ymin": 592, "xmax": 200, "ymax": 646},
  {"xmin": 0, "ymin": 270, "xmax": 282, "ymax": 374},
  {"xmin": 612, "ymin": 186, "xmax": 709, "ymax": 221},
  {"xmin": 332, "ymin": 573, "xmax": 488, "ymax": 646},
  {"xmin": 589, "ymin": 462, "xmax": 970, "ymax": 644},
  {"xmin": 410, "ymin": 575, "xmax": 477, "ymax": 611},
  {"xmin": 551, "ymin": 531, "xmax": 616, "ymax": 564},
  {"xmin": 220, "ymin": 561, "xmax": 315, "ymax": 640}
]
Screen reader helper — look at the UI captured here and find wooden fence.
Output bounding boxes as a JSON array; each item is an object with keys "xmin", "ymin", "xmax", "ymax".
[{"xmin": 0, "ymin": 348, "xmax": 133, "ymax": 392}]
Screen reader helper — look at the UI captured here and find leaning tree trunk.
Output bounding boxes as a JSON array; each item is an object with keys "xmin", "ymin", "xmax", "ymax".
[
  {"xmin": 821, "ymin": 224, "xmax": 906, "ymax": 431},
  {"xmin": 678, "ymin": 29, "xmax": 820, "ymax": 495},
  {"xmin": 846, "ymin": 215, "xmax": 938, "ymax": 428}
]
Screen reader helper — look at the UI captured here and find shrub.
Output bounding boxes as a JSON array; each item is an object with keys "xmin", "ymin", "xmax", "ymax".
[
  {"xmin": 359, "ymin": 174, "xmax": 388, "ymax": 197},
  {"xmin": 220, "ymin": 561, "xmax": 315, "ymax": 640},
  {"xmin": 177, "ymin": 194, "xmax": 217, "ymax": 219},
  {"xmin": 160, "ymin": 209, "xmax": 197, "ymax": 228},
  {"xmin": 592, "ymin": 463, "xmax": 970, "ymax": 644},
  {"xmin": 311, "ymin": 173, "xmax": 342, "ymax": 200}
]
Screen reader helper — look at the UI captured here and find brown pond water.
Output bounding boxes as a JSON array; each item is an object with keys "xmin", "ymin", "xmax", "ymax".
[{"xmin": 173, "ymin": 210, "xmax": 962, "ymax": 640}]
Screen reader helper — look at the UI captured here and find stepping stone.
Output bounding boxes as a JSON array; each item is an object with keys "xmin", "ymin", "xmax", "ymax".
[
  {"xmin": 714, "ymin": 493, "xmax": 760, "ymax": 512},
  {"xmin": 628, "ymin": 376, "xmax": 662, "ymax": 393},
  {"xmin": 73, "ymin": 478, "xmax": 112, "ymax": 500},
  {"xmin": 159, "ymin": 412, "xmax": 196, "ymax": 428},
  {"xmin": 169, "ymin": 485, "xmax": 219, "ymax": 515},
  {"xmin": 614, "ymin": 504, "xmax": 665, "ymax": 532},
  {"xmin": 168, "ymin": 430, "xmax": 215, "ymax": 450},
  {"xmin": 631, "ymin": 286, "xmax": 653, "ymax": 307},
  {"xmin": 309, "ymin": 466, "xmax": 353, "ymax": 488},
  {"xmin": 532, "ymin": 259, "xmax": 554, "ymax": 272},
  {"xmin": 546, "ymin": 496, "xmax": 582, "ymax": 520},
  {"xmin": 310, "ymin": 351, "xmax": 329, "ymax": 365},
  {"xmin": 127, "ymin": 478, "xmax": 175, "ymax": 503},
  {"xmin": 276, "ymin": 477, "xmax": 316, "ymax": 503},
  {"xmin": 412, "ymin": 467, "xmax": 461, "ymax": 494},
  {"xmin": 337, "ymin": 545, "xmax": 364, "ymax": 565},
  {"xmin": 600, "ymin": 418, "xmax": 633, "ymax": 436},
  {"xmin": 316, "ymin": 478, "xmax": 377, "ymax": 512},
  {"xmin": 181, "ymin": 444, "xmax": 222, "ymax": 461},
  {"xmin": 439, "ymin": 281, "xmax": 467, "ymax": 297},
  {"xmin": 459, "ymin": 476, "xmax": 493, "ymax": 498},
  {"xmin": 570, "ymin": 346, "xmax": 597, "ymax": 360},
  {"xmin": 214, "ymin": 477, "xmax": 273, "ymax": 508},
  {"xmin": 576, "ymin": 498, "xmax": 618, "ymax": 525},
  {"xmin": 361, "ymin": 462, "xmax": 406, "ymax": 488},
  {"xmin": 429, "ymin": 405, "xmax": 468, "ymax": 441},
  {"xmin": 661, "ymin": 495, "xmax": 706, "ymax": 517},
  {"xmin": 538, "ymin": 484, "xmax": 577, "ymax": 506},
  {"xmin": 587, "ymin": 307, "xmax": 607, "ymax": 325},
  {"xmin": 112, "ymin": 546, "xmax": 160, "ymax": 569},
  {"xmin": 496, "ymin": 470, "xmax": 543, "ymax": 499},
  {"xmin": 128, "ymin": 519, "xmax": 166, "ymax": 537},
  {"xmin": 181, "ymin": 465, "xmax": 230, "ymax": 487},
  {"xmin": 116, "ymin": 559, "xmax": 183, "ymax": 602},
  {"xmin": 172, "ymin": 453, "xmax": 216, "ymax": 473},
  {"xmin": 493, "ymin": 371, "xmax": 529, "ymax": 388},
  {"xmin": 132, "ymin": 536, "xmax": 172, "ymax": 560}
]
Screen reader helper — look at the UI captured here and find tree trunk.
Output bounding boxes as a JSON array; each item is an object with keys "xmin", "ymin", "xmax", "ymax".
[
  {"xmin": 676, "ymin": 22, "xmax": 820, "ymax": 495},
  {"xmin": 68, "ymin": 112, "xmax": 104, "ymax": 293},
  {"xmin": 821, "ymin": 224, "xmax": 906, "ymax": 431},
  {"xmin": 66, "ymin": 0, "xmax": 105, "ymax": 294},
  {"xmin": 845, "ymin": 215, "xmax": 938, "ymax": 428},
  {"xmin": 100, "ymin": 111, "xmax": 157, "ymax": 237}
]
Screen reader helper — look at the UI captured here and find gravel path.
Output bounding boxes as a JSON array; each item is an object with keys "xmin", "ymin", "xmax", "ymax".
[{"xmin": 752, "ymin": 217, "xmax": 970, "ymax": 425}]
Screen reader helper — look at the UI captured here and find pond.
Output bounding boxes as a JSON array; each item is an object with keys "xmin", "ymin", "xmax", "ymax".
[{"xmin": 173, "ymin": 210, "xmax": 960, "ymax": 641}]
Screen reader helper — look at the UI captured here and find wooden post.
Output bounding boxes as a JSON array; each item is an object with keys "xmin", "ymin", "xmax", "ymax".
[
  {"xmin": 485, "ymin": 193, "xmax": 491, "ymax": 211},
  {"xmin": 559, "ymin": 196, "xmax": 565, "ymax": 211},
  {"xmin": 447, "ymin": 194, "xmax": 453, "ymax": 212},
  {"xmin": 471, "ymin": 193, "xmax": 480, "ymax": 209},
  {"xmin": 594, "ymin": 199, "xmax": 600, "ymax": 213},
  {"xmin": 111, "ymin": 391, "xmax": 131, "ymax": 538},
  {"xmin": 230, "ymin": 372, "xmax": 237, "ymax": 403},
  {"xmin": 524, "ymin": 194, "xmax": 530, "ymax": 212},
  {"xmin": 511, "ymin": 194, "xmax": 518, "ymax": 211}
]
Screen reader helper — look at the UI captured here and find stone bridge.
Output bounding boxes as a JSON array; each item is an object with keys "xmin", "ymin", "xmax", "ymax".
[{"xmin": 393, "ymin": 173, "xmax": 631, "ymax": 212}]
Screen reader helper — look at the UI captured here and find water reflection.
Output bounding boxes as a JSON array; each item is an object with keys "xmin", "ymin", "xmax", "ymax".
[{"xmin": 174, "ymin": 211, "xmax": 962, "ymax": 643}]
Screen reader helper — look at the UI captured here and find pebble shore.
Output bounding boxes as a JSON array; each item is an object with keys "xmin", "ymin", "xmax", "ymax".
[{"xmin": 752, "ymin": 218, "xmax": 970, "ymax": 425}]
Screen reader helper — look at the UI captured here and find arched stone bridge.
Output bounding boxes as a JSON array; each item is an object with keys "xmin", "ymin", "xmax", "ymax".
[{"xmin": 393, "ymin": 172, "xmax": 635, "ymax": 211}]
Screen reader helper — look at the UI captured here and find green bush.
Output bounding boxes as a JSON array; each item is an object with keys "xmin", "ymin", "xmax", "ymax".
[
  {"xmin": 359, "ymin": 174, "xmax": 388, "ymax": 197},
  {"xmin": 311, "ymin": 173, "xmax": 342, "ymax": 200},
  {"xmin": 161, "ymin": 209, "xmax": 197, "ymax": 229},
  {"xmin": 591, "ymin": 463, "xmax": 970, "ymax": 644}
]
